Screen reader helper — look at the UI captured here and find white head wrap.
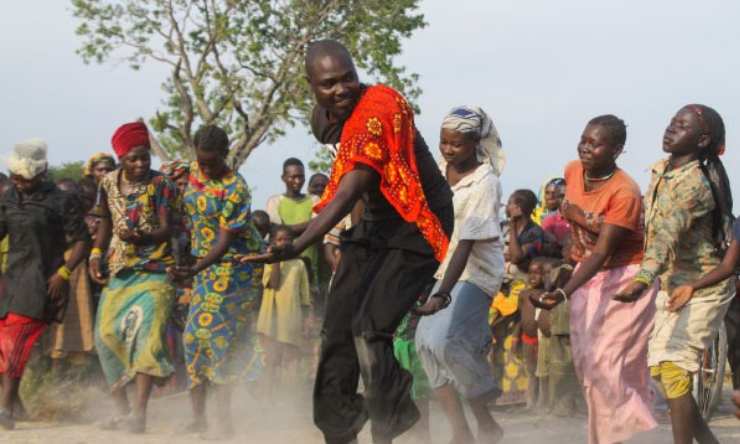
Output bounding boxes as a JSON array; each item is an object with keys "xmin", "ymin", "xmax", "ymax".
[
  {"xmin": 8, "ymin": 138, "xmax": 48, "ymax": 180},
  {"xmin": 441, "ymin": 106, "xmax": 505, "ymax": 176}
]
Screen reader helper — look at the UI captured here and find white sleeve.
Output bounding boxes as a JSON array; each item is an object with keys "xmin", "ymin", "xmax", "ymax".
[
  {"xmin": 458, "ymin": 176, "xmax": 502, "ymax": 241},
  {"xmin": 265, "ymin": 195, "xmax": 282, "ymax": 224}
]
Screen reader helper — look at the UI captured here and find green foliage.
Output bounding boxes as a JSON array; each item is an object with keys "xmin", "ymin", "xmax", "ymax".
[
  {"xmin": 308, "ymin": 143, "xmax": 333, "ymax": 174},
  {"xmin": 48, "ymin": 161, "xmax": 85, "ymax": 182},
  {"xmin": 71, "ymin": 0, "xmax": 426, "ymax": 168}
]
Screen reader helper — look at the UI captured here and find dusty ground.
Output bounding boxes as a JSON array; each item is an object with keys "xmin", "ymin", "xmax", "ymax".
[{"xmin": 3, "ymin": 384, "xmax": 740, "ymax": 444}]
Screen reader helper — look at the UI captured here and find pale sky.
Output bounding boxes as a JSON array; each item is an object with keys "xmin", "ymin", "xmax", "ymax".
[{"xmin": 2, "ymin": 0, "xmax": 739, "ymax": 211}]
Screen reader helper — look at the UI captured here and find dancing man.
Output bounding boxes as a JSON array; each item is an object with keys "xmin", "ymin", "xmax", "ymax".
[{"xmin": 250, "ymin": 40, "xmax": 453, "ymax": 444}]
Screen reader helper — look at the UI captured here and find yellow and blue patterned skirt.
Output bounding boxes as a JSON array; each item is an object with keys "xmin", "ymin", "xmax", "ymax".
[{"xmin": 184, "ymin": 262, "xmax": 259, "ymax": 387}]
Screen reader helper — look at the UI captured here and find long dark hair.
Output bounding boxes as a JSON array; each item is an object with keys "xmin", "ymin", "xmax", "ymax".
[{"xmin": 686, "ymin": 104, "xmax": 734, "ymax": 247}]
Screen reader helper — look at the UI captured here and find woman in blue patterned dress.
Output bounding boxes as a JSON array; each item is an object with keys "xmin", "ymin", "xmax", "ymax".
[{"xmin": 169, "ymin": 125, "xmax": 261, "ymax": 438}]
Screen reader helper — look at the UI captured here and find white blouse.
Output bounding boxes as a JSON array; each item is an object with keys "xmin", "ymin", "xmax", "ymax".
[{"xmin": 434, "ymin": 162, "xmax": 505, "ymax": 296}]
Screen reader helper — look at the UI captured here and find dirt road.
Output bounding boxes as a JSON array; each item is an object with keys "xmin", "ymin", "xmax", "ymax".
[{"xmin": 4, "ymin": 385, "xmax": 740, "ymax": 444}]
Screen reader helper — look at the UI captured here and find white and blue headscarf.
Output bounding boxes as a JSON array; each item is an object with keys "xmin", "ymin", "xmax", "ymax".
[{"xmin": 441, "ymin": 106, "xmax": 505, "ymax": 176}]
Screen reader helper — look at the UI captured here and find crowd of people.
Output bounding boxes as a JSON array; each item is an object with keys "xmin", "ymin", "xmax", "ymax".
[{"xmin": 0, "ymin": 38, "xmax": 739, "ymax": 444}]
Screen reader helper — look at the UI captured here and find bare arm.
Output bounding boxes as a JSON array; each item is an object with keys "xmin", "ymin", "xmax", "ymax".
[
  {"xmin": 532, "ymin": 224, "xmax": 629, "ymax": 309},
  {"xmin": 436, "ymin": 240, "xmax": 475, "ymax": 294},
  {"xmin": 292, "ymin": 167, "xmax": 377, "ymax": 254},
  {"xmin": 507, "ymin": 218, "xmax": 527, "ymax": 266},
  {"xmin": 687, "ymin": 240, "xmax": 739, "ymax": 291},
  {"xmin": 561, "ymin": 224, "xmax": 628, "ymax": 295},
  {"xmin": 89, "ymin": 189, "xmax": 113, "ymax": 284}
]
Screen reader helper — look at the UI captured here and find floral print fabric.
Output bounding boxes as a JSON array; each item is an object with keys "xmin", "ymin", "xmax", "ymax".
[
  {"xmin": 313, "ymin": 84, "xmax": 449, "ymax": 262},
  {"xmin": 99, "ymin": 169, "xmax": 176, "ymax": 276}
]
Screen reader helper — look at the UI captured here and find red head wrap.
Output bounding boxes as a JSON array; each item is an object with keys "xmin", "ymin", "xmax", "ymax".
[{"xmin": 111, "ymin": 122, "xmax": 150, "ymax": 159}]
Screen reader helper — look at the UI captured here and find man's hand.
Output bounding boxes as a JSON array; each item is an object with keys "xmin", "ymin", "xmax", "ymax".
[
  {"xmin": 667, "ymin": 285, "xmax": 694, "ymax": 312},
  {"xmin": 239, "ymin": 243, "xmax": 299, "ymax": 264},
  {"xmin": 530, "ymin": 291, "xmax": 564, "ymax": 310},
  {"xmin": 613, "ymin": 281, "xmax": 647, "ymax": 303},
  {"xmin": 89, "ymin": 257, "xmax": 108, "ymax": 285}
]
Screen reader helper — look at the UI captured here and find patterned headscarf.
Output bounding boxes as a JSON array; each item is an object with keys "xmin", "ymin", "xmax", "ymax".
[
  {"xmin": 160, "ymin": 159, "xmax": 190, "ymax": 181},
  {"xmin": 8, "ymin": 138, "xmax": 48, "ymax": 179},
  {"xmin": 83, "ymin": 152, "xmax": 116, "ymax": 177},
  {"xmin": 441, "ymin": 106, "xmax": 505, "ymax": 176}
]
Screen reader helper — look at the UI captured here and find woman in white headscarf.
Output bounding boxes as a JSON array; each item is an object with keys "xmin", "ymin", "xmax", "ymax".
[
  {"xmin": 0, "ymin": 139, "xmax": 89, "ymax": 429},
  {"xmin": 415, "ymin": 106, "xmax": 506, "ymax": 443}
]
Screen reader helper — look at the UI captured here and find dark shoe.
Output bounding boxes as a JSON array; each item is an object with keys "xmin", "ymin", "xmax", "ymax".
[{"xmin": 0, "ymin": 409, "xmax": 15, "ymax": 430}]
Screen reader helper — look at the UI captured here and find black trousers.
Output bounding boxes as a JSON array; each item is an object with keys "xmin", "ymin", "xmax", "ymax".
[
  {"xmin": 725, "ymin": 296, "xmax": 740, "ymax": 390},
  {"xmin": 312, "ymin": 231, "xmax": 440, "ymax": 443}
]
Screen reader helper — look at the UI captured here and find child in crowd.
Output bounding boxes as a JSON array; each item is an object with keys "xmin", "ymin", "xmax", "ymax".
[
  {"xmin": 542, "ymin": 246, "xmax": 585, "ymax": 417},
  {"xmin": 307, "ymin": 172, "xmax": 329, "ymax": 198},
  {"xmin": 256, "ymin": 226, "xmax": 311, "ymax": 395},
  {"xmin": 540, "ymin": 178, "xmax": 570, "ymax": 256},
  {"xmin": 519, "ymin": 257, "xmax": 547, "ymax": 409},
  {"xmin": 252, "ymin": 210, "xmax": 272, "ymax": 241},
  {"xmin": 505, "ymin": 189, "xmax": 545, "ymax": 279},
  {"xmin": 492, "ymin": 191, "xmax": 545, "ymax": 404},
  {"xmin": 536, "ymin": 241, "xmax": 581, "ymax": 416}
]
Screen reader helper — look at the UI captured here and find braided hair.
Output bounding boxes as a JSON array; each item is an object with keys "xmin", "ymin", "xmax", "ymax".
[{"xmin": 685, "ymin": 104, "xmax": 734, "ymax": 247}]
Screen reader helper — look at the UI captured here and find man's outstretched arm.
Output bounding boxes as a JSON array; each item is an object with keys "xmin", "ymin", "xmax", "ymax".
[{"xmin": 292, "ymin": 165, "xmax": 377, "ymax": 253}]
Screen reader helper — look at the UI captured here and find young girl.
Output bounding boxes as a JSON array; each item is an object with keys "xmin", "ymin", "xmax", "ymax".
[
  {"xmin": 415, "ymin": 105, "xmax": 505, "ymax": 444},
  {"xmin": 616, "ymin": 104, "xmax": 734, "ymax": 444},
  {"xmin": 533, "ymin": 115, "xmax": 657, "ymax": 444},
  {"xmin": 256, "ymin": 226, "xmax": 311, "ymax": 393}
]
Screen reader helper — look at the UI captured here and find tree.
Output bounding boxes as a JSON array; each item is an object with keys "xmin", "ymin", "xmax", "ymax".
[
  {"xmin": 48, "ymin": 161, "xmax": 85, "ymax": 182},
  {"xmin": 308, "ymin": 143, "xmax": 334, "ymax": 174},
  {"xmin": 72, "ymin": 0, "xmax": 426, "ymax": 168}
]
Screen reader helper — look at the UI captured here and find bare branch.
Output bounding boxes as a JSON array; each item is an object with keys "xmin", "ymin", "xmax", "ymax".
[{"xmin": 172, "ymin": 61, "xmax": 195, "ymax": 149}]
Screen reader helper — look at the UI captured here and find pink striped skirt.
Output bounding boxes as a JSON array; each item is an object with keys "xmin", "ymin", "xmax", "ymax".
[{"xmin": 570, "ymin": 264, "xmax": 657, "ymax": 444}]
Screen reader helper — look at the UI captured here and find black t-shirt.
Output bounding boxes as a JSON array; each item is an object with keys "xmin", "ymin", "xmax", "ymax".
[
  {"xmin": 311, "ymin": 99, "xmax": 453, "ymax": 223},
  {"xmin": 0, "ymin": 182, "xmax": 89, "ymax": 320}
]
